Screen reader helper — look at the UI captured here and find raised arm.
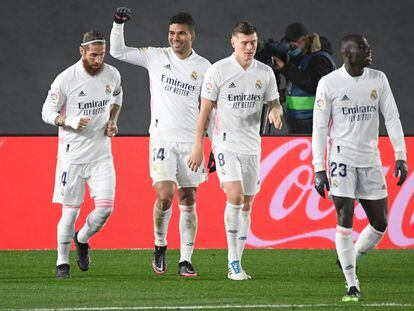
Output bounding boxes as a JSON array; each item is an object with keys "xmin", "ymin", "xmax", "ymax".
[{"xmin": 110, "ymin": 7, "xmax": 151, "ymax": 67}]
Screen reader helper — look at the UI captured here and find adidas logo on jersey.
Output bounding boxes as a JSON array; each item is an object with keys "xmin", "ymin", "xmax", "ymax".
[
  {"xmin": 341, "ymin": 94, "xmax": 350, "ymax": 101},
  {"xmin": 78, "ymin": 91, "xmax": 86, "ymax": 97},
  {"xmin": 229, "ymin": 82, "xmax": 236, "ymax": 88},
  {"xmin": 164, "ymin": 64, "xmax": 171, "ymax": 70}
]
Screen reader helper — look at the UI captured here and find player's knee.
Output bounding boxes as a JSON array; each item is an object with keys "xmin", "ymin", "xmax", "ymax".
[
  {"xmin": 371, "ymin": 218, "xmax": 388, "ymax": 233},
  {"xmin": 178, "ymin": 189, "xmax": 196, "ymax": 206},
  {"xmin": 157, "ymin": 193, "xmax": 174, "ymax": 210},
  {"xmin": 336, "ymin": 210, "xmax": 354, "ymax": 228},
  {"xmin": 227, "ymin": 193, "xmax": 244, "ymax": 205}
]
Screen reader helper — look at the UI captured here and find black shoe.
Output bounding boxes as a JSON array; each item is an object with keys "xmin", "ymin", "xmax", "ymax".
[
  {"xmin": 152, "ymin": 245, "xmax": 167, "ymax": 274},
  {"xmin": 178, "ymin": 261, "xmax": 197, "ymax": 277},
  {"xmin": 56, "ymin": 264, "xmax": 71, "ymax": 279},
  {"xmin": 74, "ymin": 232, "xmax": 90, "ymax": 271},
  {"xmin": 342, "ymin": 286, "xmax": 361, "ymax": 302}
]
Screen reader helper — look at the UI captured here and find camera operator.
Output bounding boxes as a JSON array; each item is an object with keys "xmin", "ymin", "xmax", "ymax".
[{"xmin": 273, "ymin": 23, "xmax": 336, "ymax": 134}]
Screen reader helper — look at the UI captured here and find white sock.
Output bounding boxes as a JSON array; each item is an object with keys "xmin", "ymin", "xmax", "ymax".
[
  {"xmin": 355, "ymin": 224, "xmax": 385, "ymax": 260},
  {"xmin": 153, "ymin": 201, "xmax": 172, "ymax": 247},
  {"xmin": 224, "ymin": 202, "xmax": 243, "ymax": 263},
  {"xmin": 77, "ymin": 199, "xmax": 114, "ymax": 243},
  {"xmin": 335, "ymin": 225, "xmax": 357, "ymax": 288},
  {"xmin": 237, "ymin": 210, "xmax": 251, "ymax": 263},
  {"xmin": 179, "ymin": 204, "xmax": 197, "ymax": 263},
  {"xmin": 57, "ymin": 206, "xmax": 80, "ymax": 266}
]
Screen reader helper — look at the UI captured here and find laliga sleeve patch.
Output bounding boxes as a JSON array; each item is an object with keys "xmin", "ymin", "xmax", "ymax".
[
  {"xmin": 49, "ymin": 92, "xmax": 59, "ymax": 105},
  {"xmin": 315, "ymin": 98, "xmax": 326, "ymax": 111},
  {"xmin": 205, "ymin": 82, "xmax": 213, "ymax": 94}
]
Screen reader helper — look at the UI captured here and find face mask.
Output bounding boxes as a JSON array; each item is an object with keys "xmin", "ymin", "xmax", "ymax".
[{"xmin": 288, "ymin": 47, "xmax": 302, "ymax": 58}]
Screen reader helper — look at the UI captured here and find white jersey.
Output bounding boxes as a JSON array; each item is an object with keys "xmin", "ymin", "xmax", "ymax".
[
  {"xmin": 42, "ymin": 60, "xmax": 123, "ymax": 164},
  {"xmin": 110, "ymin": 23, "xmax": 211, "ymax": 143},
  {"xmin": 312, "ymin": 65, "xmax": 406, "ymax": 172},
  {"xmin": 201, "ymin": 54, "xmax": 279, "ymax": 154}
]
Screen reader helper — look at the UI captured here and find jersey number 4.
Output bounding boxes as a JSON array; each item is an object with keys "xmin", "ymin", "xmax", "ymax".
[
  {"xmin": 61, "ymin": 172, "xmax": 68, "ymax": 186},
  {"xmin": 153, "ymin": 148, "xmax": 166, "ymax": 161}
]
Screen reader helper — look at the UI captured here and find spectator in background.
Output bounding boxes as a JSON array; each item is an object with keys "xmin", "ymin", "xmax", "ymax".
[{"xmin": 273, "ymin": 23, "xmax": 336, "ymax": 134}]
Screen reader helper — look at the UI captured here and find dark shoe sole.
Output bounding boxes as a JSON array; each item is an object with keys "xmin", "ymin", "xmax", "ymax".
[{"xmin": 151, "ymin": 261, "xmax": 167, "ymax": 275}]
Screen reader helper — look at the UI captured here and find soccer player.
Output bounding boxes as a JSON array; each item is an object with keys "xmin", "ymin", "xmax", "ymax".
[
  {"xmin": 41, "ymin": 30, "xmax": 123, "ymax": 279},
  {"xmin": 188, "ymin": 22, "xmax": 283, "ymax": 280},
  {"xmin": 110, "ymin": 8, "xmax": 211, "ymax": 277},
  {"xmin": 312, "ymin": 34, "xmax": 408, "ymax": 301}
]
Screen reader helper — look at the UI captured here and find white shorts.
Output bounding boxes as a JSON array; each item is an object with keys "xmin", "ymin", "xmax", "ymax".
[
  {"xmin": 149, "ymin": 139, "xmax": 207, "ymax": 188},
  {"xmin": 53, "ymin": 157, "xmax": 116, "ymax": 206},
  {"xmin": 214, "ymin": 148, "xmax": 261, "ymax": 196},
  {"xmin": 328, "ymin": 162, "xmax": 388, "ymax": 200}
]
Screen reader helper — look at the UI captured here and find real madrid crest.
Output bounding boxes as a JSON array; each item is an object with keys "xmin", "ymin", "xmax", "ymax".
[
  {"xmin": 191, "ymin": 71, "xmax": 198, "ymax": 81},
  {"xmin": 255, "ymin": 80, "xmax": 262, "ymax": 90},
  {"xmin": 370, "ymin": 89, "xmax": 378, "ymax": 100},
  {"xmin": 105, "ymin": 85, "xmax": 112, "ymax": 95}
]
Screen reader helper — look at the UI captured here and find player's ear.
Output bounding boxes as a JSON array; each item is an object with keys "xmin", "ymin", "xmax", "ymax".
[
  {"xmin": 191, "ymin": 30, "xmax": 196, "ymax": 42},
  {"xmin": 79, "ymin": 46, "xmax": 85, "ymax": 57},
  {"xmin": 231, "ymin": 36, "xmax": 235, "ymax": 48}
]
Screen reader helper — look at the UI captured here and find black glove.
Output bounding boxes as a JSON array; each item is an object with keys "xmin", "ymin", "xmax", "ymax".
[
  {"xmin": 314, "ymin": 170, "xmax": 330, "ymax": 198},
  {"xmin": 395, "ymin": 159, "xmax": 408, "ymax": 186},
  {"xmin": 207, "ymin": 151, "xmax": 216, "ymax": 173},
  {"xmin": 114, "ymin": 7, "xmax": 131, "ymax": 24}
]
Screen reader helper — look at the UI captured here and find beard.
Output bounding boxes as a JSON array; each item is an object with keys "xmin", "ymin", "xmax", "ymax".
[{"xmin": 82, "ymin": 58, "xmax": 104, "ymax": 76}]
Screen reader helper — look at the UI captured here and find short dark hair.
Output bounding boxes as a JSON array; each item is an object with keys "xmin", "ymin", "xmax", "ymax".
[
  {"xmin": 340, "ymin": 34, "xmax": 364, "ymax": 49},
  {"xmin": 80, "ymin": 30, "xmax": 106, "ymax": 50},
  {"xmin": 232, "ymin": 21, "xmax": 258, "ymax": 37},
  {"xmin": 170, "ymin": 12, "xmax": 195, "ymax": 32}
]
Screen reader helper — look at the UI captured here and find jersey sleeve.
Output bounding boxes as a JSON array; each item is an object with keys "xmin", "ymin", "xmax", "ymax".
[
  {"xmin": 41, "ymin": 74, "xmax": 67, "ymax": 126},
  {"xmin": 201, "ymin": 65, "xmax": 220, "ymax": 102},
  {"xmin": 264, "ymin": 67, "xmax": 280, "ymax": 102},
  {"xmin": 312, "ymin": 77, "xmax": 332, "ymax": 172},
  {"xmin": 110, "ymin": 22, "xmax": 152, "ymax": 68},
  {"xmin": 379, "ymin": 72, "xmax": 407, "ymax": 161},
  {"xmin": 110, "ymin": 68, "xmax": 123, "ymax": 107}
]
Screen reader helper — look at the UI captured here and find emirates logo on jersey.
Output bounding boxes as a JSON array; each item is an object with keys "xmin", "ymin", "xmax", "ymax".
[
  {"xmin": 191, "ymin": 71, "xmax": 197, "ymax": 81},
  {"xmin": 370, "ymin": 89, "xmax": 378, "ymax": 100},
  {"xmin": 255, "ymin": 80, "xmax": 262, "ymax": 90}
]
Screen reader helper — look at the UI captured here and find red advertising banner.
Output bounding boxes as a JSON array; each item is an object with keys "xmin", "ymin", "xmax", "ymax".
[{"xmin": 0, "ymin": 136, "xmax": 412, "ymax": 249}]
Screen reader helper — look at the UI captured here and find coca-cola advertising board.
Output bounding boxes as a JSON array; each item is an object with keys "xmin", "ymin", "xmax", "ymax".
[{"xmin": 0, "ymin": 136, "xmax": 412, "ymax": 249}]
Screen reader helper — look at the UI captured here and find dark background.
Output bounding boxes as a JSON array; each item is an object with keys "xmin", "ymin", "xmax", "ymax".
[{"xmin": 1, "ymin": 0, "xmax": 413, "ymax": 135}]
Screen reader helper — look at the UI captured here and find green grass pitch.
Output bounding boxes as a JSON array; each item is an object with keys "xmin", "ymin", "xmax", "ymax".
[{"xmin": 0, "ymin": 249, "xmax": 413, "ymax": 310}]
